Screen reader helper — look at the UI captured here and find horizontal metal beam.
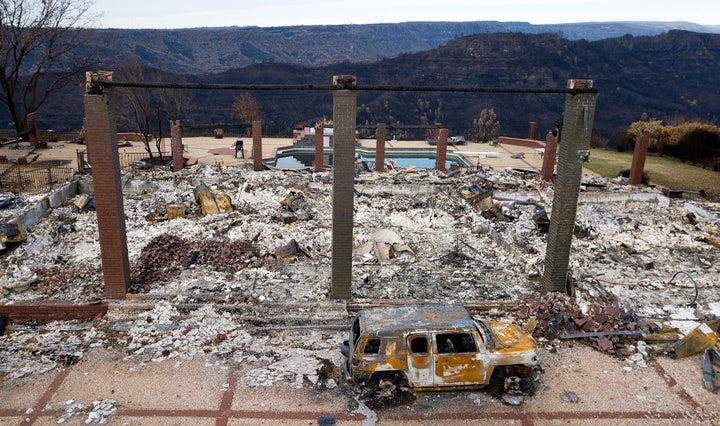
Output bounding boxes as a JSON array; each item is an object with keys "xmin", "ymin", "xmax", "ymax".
[{"xmin": 96, "ymin": 79, "xmax": 598, "ymax": 94}]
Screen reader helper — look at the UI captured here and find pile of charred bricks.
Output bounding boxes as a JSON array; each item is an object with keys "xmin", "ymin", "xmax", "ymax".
[{"xmin": 516, "ymin": 292, "xmax": 661, "ymax": 356}]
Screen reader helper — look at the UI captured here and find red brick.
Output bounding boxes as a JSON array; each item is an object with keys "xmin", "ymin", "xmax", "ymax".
[
  {"xmin": 435, "ymin": 129, "xmax": 448, "ymax": 172},
  {"xmin": 0, "ymin": 302, "xmax": 108, "ymax": 322}
]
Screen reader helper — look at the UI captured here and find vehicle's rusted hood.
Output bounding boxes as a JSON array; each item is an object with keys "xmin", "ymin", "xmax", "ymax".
[{"xmin": 487, "ymin": 321, "xmax": 537, "ymax": 352}]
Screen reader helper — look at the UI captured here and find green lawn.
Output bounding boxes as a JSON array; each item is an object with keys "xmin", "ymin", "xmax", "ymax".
[{"xmin": 585, "ymin": 149, "xmax": 720, "ymax": 201}]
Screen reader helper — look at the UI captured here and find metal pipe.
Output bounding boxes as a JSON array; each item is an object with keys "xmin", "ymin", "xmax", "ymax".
[
  {"xmin": 95, "ymin": 79, "xmax": 599, "ymax": 94},
  {"xmin": 667, "ymin": 271, "xmax": 699, "ymax": 307}
]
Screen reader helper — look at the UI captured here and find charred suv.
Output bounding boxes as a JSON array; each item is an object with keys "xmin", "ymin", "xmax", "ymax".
[{"xmin": 341, "ymin": 304, "xmax": 541, "ymax": 394}]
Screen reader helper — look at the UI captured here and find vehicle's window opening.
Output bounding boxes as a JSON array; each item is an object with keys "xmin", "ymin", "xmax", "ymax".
[
  {"xmin": 437, "ymin": 332, "xmax": 476, "ymax": 354},
  {"xmin": 364, "ymin": 339, "xmax": 381, "ymax": 354},
  {"xmin": 474, "ymin": 320, "xmax": 494, "ymax": 348},
  {"xmin": 409, "ymin": 336, "xmax": 429, "ymax": 354},
  {"xmin": 351, "ymin": 317, "xmax": 360, "ymax": 346}
]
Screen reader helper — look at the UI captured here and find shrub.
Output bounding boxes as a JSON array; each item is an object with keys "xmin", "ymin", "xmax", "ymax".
[
  {"xmin": 626, "ymin": 120, "xmax": 720, "ymax": 169},
  {"xmin": 662, "ymin": 123, "xmax": 720, "ymax": 168},
  {"xmin": 627, "ymin": 119, "xmax": 664, "ymax": 153}
]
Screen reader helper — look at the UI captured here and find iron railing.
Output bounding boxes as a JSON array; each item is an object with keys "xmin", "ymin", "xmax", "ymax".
[
  {"xmin": 0, "ymin": 163, "xmax": 76, "ymax": 193},
  {"xmin": 118, "ymin": 151, "xmax": 171, "ymax": 171}
]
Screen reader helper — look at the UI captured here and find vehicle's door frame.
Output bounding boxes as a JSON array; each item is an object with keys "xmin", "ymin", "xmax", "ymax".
[
  {"xmin": 432, "ymin": 331, "xmax": 484, "ymax": 386},
  {"xmin": 405, "ymin": 333, "xmax": 434, "ymax": 387}
]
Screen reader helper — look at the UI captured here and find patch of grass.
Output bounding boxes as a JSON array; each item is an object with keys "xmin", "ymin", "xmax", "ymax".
[{"xmin": 585, "ymin": 149, "xmax": 720, "ymax": 201}]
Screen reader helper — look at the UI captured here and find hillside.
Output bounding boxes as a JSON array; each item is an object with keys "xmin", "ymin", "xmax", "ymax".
[
  {"xmin": 18, "ymin": 30, "xmax": 720, "ymax": 144},
  {"xmin": 185, "ymin": 30, "xmax": 720, "ymax": 140},
  {"xmin": 87, "ymin": 21, "xmax": 720, "ymax": 74}
]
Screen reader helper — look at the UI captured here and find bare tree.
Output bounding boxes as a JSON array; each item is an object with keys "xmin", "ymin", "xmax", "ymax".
[
  {"xmin": 0, "ymin": 0, "xmax": 98, "ymax": 132},
  {"xmin": 115, "ymin": 58, "xmax": 192, "ymax": 162},
  {"xmin": 115, "ymin": 58, "xmax": 158, "ymax": 160},
  {"xmin": 156, "ymin": 75, "xmax": 192, "ymax": 157},
  {"xmin": 230, "ymin": 92, "xmax": 261, "ymax": 135}
]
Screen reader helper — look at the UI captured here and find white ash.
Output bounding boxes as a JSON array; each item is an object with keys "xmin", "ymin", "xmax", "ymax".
[
  {"xmin": 1, "ymin": 165, "xmax": 719, "ymax": 387},
  {"xmin": 55, "ymin": 398, "xmax": 117, "ymax": 424}
]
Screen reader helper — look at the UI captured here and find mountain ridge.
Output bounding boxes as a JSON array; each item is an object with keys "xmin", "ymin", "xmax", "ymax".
[
  {"xmin": 88, "ymin": 21, "xmax": 720, "ymax": 74},
  {"xmin": 13, "ymin": 29, "xmax": 720, "ymax": 145},
  {"xmin": 183, "ymin": 30, "xmax": 719, "ymax": 139}
]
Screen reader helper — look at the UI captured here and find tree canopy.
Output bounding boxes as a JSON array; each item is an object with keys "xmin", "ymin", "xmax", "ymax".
[{"xmin": 0, "ymin": 0, "xmax": 98, "ymax": 132}]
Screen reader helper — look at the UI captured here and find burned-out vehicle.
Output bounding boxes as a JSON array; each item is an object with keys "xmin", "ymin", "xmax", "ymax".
[{"xmin": 341, "ymin": 304, "xmax": 541, "ymax": 396}]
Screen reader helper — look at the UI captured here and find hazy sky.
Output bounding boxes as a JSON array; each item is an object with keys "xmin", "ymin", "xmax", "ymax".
[{"xmin": 91, "ymin": 0, "xmax": 720, "ymax": 29}]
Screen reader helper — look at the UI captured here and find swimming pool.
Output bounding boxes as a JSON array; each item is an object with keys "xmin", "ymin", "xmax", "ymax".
[{"xmin": 269, "ymin": 147, "xmax": 471, "ymax": 169}]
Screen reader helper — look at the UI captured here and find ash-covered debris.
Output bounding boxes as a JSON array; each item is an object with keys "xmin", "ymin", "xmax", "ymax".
[
  {"xmin": 0, "ymin": 164, "xmax": 719, "ymax": 388},
  {"xmin": 114, "ymin": 301, "xmax": 345, "ymax": 388},
  {"xmin": 0, "ymin": 320, "xmax": 99, "ymax": 380},
  {"xmin": 54, "ymin": 398, "xmax": 117, "ymax": 424}
]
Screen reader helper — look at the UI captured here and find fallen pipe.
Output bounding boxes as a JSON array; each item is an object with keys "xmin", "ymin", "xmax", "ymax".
[{"xmin": 667, "ymin": 270, "xmax": 699, "ymax": 307}]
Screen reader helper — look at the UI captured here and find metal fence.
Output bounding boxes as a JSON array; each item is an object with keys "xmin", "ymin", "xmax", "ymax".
[
  {"xmin": 0, "ymin": 163, "xmax": 76, "ymax": 193},
  {"xmin": 76, "ymin": 150, "xmax": 173, "ymax": 172},
  {"xmin": 118, "ymin": 151, "xmax": 171, "ymax": 171}
]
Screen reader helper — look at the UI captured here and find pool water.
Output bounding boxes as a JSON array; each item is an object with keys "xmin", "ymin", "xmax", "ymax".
[
  {"xmin": 271, "ymin": 148, "xmax": 469, "ymax": 169},
  {"xmin": 357, "ymin": 155, "xmax": 454, "ymax": 169}
]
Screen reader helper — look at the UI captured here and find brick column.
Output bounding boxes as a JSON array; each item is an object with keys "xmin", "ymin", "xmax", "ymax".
[
  {"xmin": 542, "ymin": 80, "xmax": 598, "ymax": 293},
  {"xmin": 541, "ymin": 130, "xmax": 559, "ymax": 181},
  {"xmin": 252, "ymin": 120, "xmax": 263, "ymax": 171},
  {"xmin": 331, "ymin": 75, "xmax": 357, "ymax": 299},
  {"xmin": 629, "ymin": 130, "xmax": 650, "ymax": 185},
  {"xmin": 375, "ymin": 123, "xmax": 386, "ymax": 172},
  {"xmin": 83, "ymin": 71, "xmax": 131, "ymax": 299},
  {"xmin": 314, "ymin": 123, "xmax": 324, "ymax": 172},
  {"xmin": 26, "ymin": 112, "xmax": 39, "ymax": 149},
  {"xmin": 171, "ymin": 120, "xmax": 183, "ymax": 171},
  {"xmin": 528, "ymin": 121, "xmax": 538, "ymax": 140},
  {"xmin": 435, "ymin": 128, "xmax": 448, "ymax": 172}
]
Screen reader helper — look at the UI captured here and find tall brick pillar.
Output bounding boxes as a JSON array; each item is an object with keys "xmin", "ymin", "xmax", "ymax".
[
  {"xmin": 375, "ymin": 123, "xmax": 386, "ymax": 172},
  {"xmin": 83, "ymin": 71, "xmax": 131, "ymax": 299},
  {"xmin": 314, "ymin": 123, "xmax": 324, "ymax": 172},
  {"xmin": 171, "ymin": 120, "xmax": 184, "ymax": 171},
  {"xmin": 629, "ymin": 130, "xmax": 650, "ymax": 185},
  {"xmin": 541, "ymin": 130, "xmax": 559, "ymax": 181},
  {"xmin": 252, "ymin": 120, "xmax": 263, "ymax": 171},
  {"xmin": 542, "ymin": 80, "xmax": 598, "ymax": 293},
  {"xmin": 26, "ymin": 112, "xmax": 39, "ymax": 149},
  {"xmin": 331, "ymin": 75, "xmax": 357, "ymax": 299},
  {"xmin": 435, "ymin": 128, "xmax": 448, "ymax": 172}
]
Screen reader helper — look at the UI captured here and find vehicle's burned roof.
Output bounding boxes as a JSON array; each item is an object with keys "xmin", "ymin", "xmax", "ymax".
[{"xmin": 359, "ymin": 304, "xmax": 475, "ymax": 333}]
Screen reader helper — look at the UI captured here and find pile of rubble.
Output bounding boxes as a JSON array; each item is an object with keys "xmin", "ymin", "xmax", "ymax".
[
  {"xmin": 516, "ymin": 291, "xmax": 650, "ymax": 356},
  {"xmin": 129, "ymin": 233, "xmax": 264, "ymax": 291},
  {"xmin": 1, "ymin": 163, "xmax": 719, "ymax": 391}
]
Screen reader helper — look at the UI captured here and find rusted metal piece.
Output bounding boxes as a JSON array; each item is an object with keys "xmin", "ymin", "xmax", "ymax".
[
  {"xmin": 462, "ymin": 184, "xmax": 494, "ymax": 213},
  {"xmin": 73, "ymin": 194, "xmax": 95, "ymax": 211},
  {"xmin": 166, "ymin": 204, "xmax": 186, "ymax": 219},
  {"xmin": 703, "ymin": 347, "xmax": 720, "ymax": 392},
  {"xmin": 193, "ymin": 183, "xmax": 233, "ymax": 216},
  {"xmin": 341, "ymin": 304, "xmax": 540, "ymax": 393},
  {"xmin": 0, "ymin": 222, "xmax": 24, "ymax": 248},
  {"xmin": 275, "ymin": 239, "xmax": 312, "ymax": 259},
  {"xmin": 560, "ymin": 330, "xmax": 643, "ymax": 339},
  {"xmin": 673, "ymin": 321, "xmax": 719, "ymax": 359}
]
